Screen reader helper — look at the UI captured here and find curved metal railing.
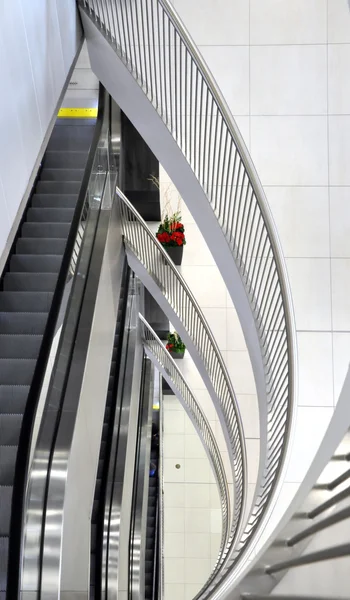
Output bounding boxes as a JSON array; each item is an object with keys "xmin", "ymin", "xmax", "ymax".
[
  {"xmin": 118, "ymin": 188, "xmax": 246, "ymax": 558},
  {"xmin": 139, "ymin": 314, "xmax": 231, "ymax": 572},
  {"xmin": 79, "ymin": 0, "xmax": 297, "ymax": 591},
  {"xmin": 233, "ymin": 368, "xmax": 350, "ymax": 600}
]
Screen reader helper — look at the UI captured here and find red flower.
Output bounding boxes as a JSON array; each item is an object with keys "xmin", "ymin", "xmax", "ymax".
[
  {"xmin": 171, "ymin": 231, "xmax": 185, "ymax": 246},
  {"xmin": 157, "ymin": 231, "xmax": 171, "ymax": 244},
  {"xmin": 170, "ymin": 221, "xmax": 184, "ymax": 231},
  {"xmin": 166, "ymin": 343, "xmax": 174, "ymax": 350}
]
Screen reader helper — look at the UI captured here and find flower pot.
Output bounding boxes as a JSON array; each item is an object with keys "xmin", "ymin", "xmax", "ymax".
[
  {"xmin": 169, "ymin": 350, "xmax": 185, "ymax": 359},
  {"xmin": 164, "ymin": 244, "xmax": 184, "ymax": 266}
]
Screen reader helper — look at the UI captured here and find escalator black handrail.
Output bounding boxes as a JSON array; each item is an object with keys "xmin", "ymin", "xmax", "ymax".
[
  {"xmin": 94, "ymin": 263, "xmax": 130, "ymax": 600},
  {"xmin": 7, "ymin": 84, "xmax": 107, "ymax": 599},
  {"xmin": 152, "ymin": 490, "xmax": 159, "ymax": 600}
]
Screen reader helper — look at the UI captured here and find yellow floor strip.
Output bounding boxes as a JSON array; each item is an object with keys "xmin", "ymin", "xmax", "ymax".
[{"xmin": 58, "ymin": 107, "xmax": 98, "ymax": 118}]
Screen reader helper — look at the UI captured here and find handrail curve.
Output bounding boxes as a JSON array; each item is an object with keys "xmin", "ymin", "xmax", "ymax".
[
  {"xmin": 79, "ymin": 0, "xmax": 297, "ymax": 593},
  {"xmin": 139, "ymin": 314, "xmax": 231, "ymax": 573},
  {"xmin": 117, "ymin": 188, "xmax": 247, "ymax": 559}
]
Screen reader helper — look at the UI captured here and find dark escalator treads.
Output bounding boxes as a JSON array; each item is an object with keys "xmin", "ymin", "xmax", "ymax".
[
  {"xmin": 0, "ymin": 292, "xmax": 53, "ymax": 312},
  {"xmin": 0, "ymin": 116, "xmax": 96, "ymax": 595},
  {"xmin": 4, "ymin": 273, "xmax": 57, "ymax": 292},
  {"xmin": 0, "ymin": 446, "xmax": 18, "ymax": 485},
  {"xmin": 10, "ymin": 255, "xmax": 62, "ymax": 273},
  {"xmin": 26, "ymin": 207, "xmax": 74, "ymax": 223},
  {"xmin": 0, "ymin": 336, "xmax": 42, "ymax": 359},
  {"xmin": 0, "ymin": 313, "xmax": 48, "ymax": 334},
  {"xmin": 40, "ymin": 168, "xmax": 85, "ymax": 182},
  {"xmin": 0, "ymin": 488, "xmax": 12, "ymax": 535},
  {"xmin": 0, "ymin": 387, "xmax": 30, "ymax": 414},
  {"xmin": 0, "ymin": 415, "xmax": 23, "ymax": 446},
  {"xmin": 31, "ymin": 194, "xmax": 78, "ymax": 209},
  {"xmin": 21, "ymin": 222, "xmax": 71, "ymax": 238},
  {"xmin": 43, "ymin": 150, "xmax": 88, "ymax": 169}
]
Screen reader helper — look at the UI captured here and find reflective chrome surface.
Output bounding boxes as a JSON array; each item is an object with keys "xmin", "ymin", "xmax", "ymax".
[
  {"xmin": 21, "ymin": 144, "xmax": 109, "ymax": 597},
  {"xmin": 103, "ymin": 279, "xmax": 144, "ymax": 599},
  {"xmin": 140, "ymin": 315, "xmax": 231, "ymax": 575},
  {"xmin": 130, "ymin": 357, "xmax": 154, "ymax": 600},
  {"xmin": 78, "ymin": 3, "xmax": 297, "ymax": 594},
  {"xmin": 118, "ymin": 187, "xmax": 246, "ymax": 559},
  {"xmin": 227, "ymin": 367, "xmax": 350, "ymax": 600}
]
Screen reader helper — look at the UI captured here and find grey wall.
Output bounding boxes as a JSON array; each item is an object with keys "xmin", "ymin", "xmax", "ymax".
[{"xmin": 0, "ymin": 0, "xmax": 82, "ymax": 258}]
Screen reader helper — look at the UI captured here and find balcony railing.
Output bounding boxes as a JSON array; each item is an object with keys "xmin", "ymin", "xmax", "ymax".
[{"xmin": 140, "ymin": 314, "xmax": 231, "ymax": 574}]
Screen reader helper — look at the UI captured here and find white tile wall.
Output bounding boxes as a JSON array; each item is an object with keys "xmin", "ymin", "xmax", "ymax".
[
  {"xmin": 251, "ymin": 117, "xmax": 328, "ymax": 186},
  {"xmin": 250, "ymin": 45, "xmax": 327, "ymax": 116},
  {"xmin": 250, "ymin": 0, "xmax": 327, "ymax": 45},
  {"xmin": 161, "ymin": 2, "xmax": 350, "ymax": 597}
]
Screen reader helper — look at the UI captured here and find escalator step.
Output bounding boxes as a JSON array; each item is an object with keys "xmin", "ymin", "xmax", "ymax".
[
  {"xmin": 145, "ymin": 569, "xmax": 153, "ymax": 585},
  {"xmin": 0, "ymin": 537, "xmax": 9, "ymax": 591},
  {"xmin": 40, "ymin": 168, "xmax": 84, "ymax": 182},
  {"xmin": 47, "ymin": 126, "xmax": 94, "ymax": 151},
  {"xmin": 0, "ymin": 312, "xmax": 48, "ymax": 334},
  {"xmin": 0, "ymin": 446, "xmax": 17, "ymax": 485},
  {"xmin": 145, "ymin": 585, "xmax": 152, "ymax": 599},
  {"xmin": 35, "ymin": 181, "xmax": 81, "ymax": 195},
  {"xmin": 0, "ymin": 386, "xmax": 29, "ymax": 413},
  {"xmin": 0, "ymin": 335, "xmax": 42, "ymax": 359},
  {"xmin": 0, "ymin": 487, "xmax": 12, "ymax": 536},
  {"xmin": 10, "ymin": 255, "xmax": 62, "ymax": 274},
  {"xmin": 0, "ymin": 359, "xmax": 36, "ymax": 385},
  {"xmin": 4, "ymin": 273, "xmax": 57, "ymax": 292},
  {"xmin": 0, "ymin": 292, "xmax": 53, "ymax": 313},
  {"xmin": 147, "ymin": 516, "xmax": 156, "ymax": 528},
  {"xmin": 148, "ymin": 496, "xmax": 156, "ymax": 508},
  {"xmin": 16, "ymin": 237, "xmax": 67, "ymax": 254},
  {"xmin": 42, "ymin": 150, "xmax": 88, "ymax": 169},
  {"xmin": 26, "ymin": 207, "xmax": 74, "ymax": 223},
  {"xmin": 31, "ymin": 193, "xmax": 78, "ymax": 209},
  {"xmin": 22, "ymin": 222, "xmax": 71, "ymax": 238},
  {"xmin": 0, "ymin": 415, "xmax": 22, "ymax": 446},
  {"xmin": 146, "ymin": 548, "xmax": 153, "ymax": 561}
]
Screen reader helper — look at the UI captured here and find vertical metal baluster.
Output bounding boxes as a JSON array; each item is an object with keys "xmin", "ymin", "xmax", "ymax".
[
  {"xmin": 228, "ymin": 159, "xmax": 242, "ymax": 245},
  {"xmin": 114, "ymin": 0, "xmax": 125, "ymax": 54},
  {"xmin": 149, "ymin": 0, "xmax": 159, "ymax": 110},
  {"xmin": 189, "ymin": 57, "xmax": 194, "ymax": 168},
  {"xmin": 179, "ymin": 38, "xmax": 184, "ymax": 152},
  {"xmin": 134, "ymin": 0, "xmax": 144, "ymax": 86},
  {"xmin": 205, "ymin": 94, "xmax": 214, "ymax": 197},
  {"xmin": 120, "ymin": 0, "xmax": 132, "ymax": 64},
  {"xmin": 236, "ymin": 181, "xmax": 252, "ymax": 263},
  {"xmin": 128, "ymin": 0, "xmax": 139, "ymax": 76},
  {"xmin": 173, "ymin": 29, "xmax": 179, "ymax": 143},
  {"xmin": 168, "ymin": 18, "xmax": 174, "ymax": 134},
  {"xmin": 193, "ymin": 63, "xmax": 200, "ymax": 178},
  {"xmin": 144, "ymin": 0, "xmax": 153, "ymax": 102},
  {"xmin": 162, "ymin": 7, "xmax": 169, "ymax": 126},
  {"xmin": 212, "ymin": 116, "xmax": 224, "ymax": 212},
  {"xmin": 102, "ymin": 0, "xmax": 113, "ymax": 41},
  {"xmin": 156, "ymin": 4, "xmax": 164, "ymax": 119},
  {"xmin": 200, "ymin": 86, "xmax": 209, "ymax": 190},
  {"xmin": 217, "ymin": 128, "xmax": 230, "ymax": 222}
]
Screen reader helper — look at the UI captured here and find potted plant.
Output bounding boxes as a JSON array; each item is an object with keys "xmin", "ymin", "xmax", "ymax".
[
  {"xmin": 156, "ymin": 212, "xmax": 186, "ymax": 265},
  {"xmin": 149, "ymin": 175, "xmax": 186, "ymax": 266},
  {"xmin": 166, "ymin": 331, "xmax": 186, "ymax": 359}
]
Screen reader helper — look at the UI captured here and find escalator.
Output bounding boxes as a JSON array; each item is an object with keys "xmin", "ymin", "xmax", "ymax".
[
  {"xmin": 90, "ymin": 263, "xmax": 129, "ymax": 600},
  {"xmin": 1, "ymin": 75, "xmax": 161, "ymax": 597},
  {"xmin": 0, "ymin": 90, "xmax": 104, "ymax": 597},
  {"xmin": 146, "ymin": 411, "xmax": 160, "ymax": 600}
]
